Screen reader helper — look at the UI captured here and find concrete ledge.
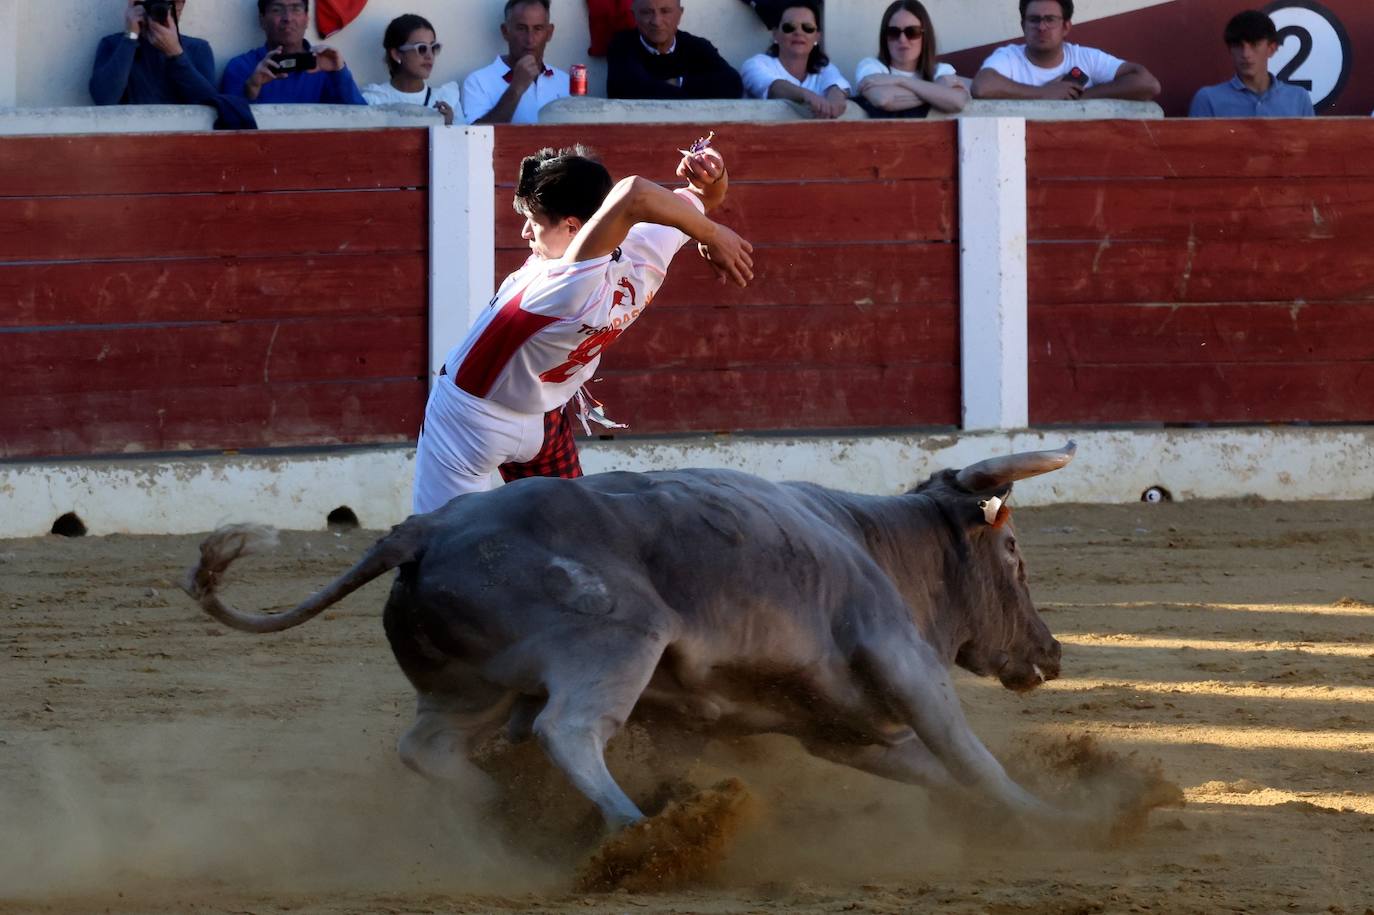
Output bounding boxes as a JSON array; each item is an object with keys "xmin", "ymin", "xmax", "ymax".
[
  {"xmin": 538, "ymin": 96, "xmax": 868, "ymax": 123},
  {"xmin": 0, "ymin": 103, "xmax": 442, "ymax": 136},
  {"xmin": 4, "ymin": 427, "xmax": 1372, "ymax": 537},
  {"xmin": 933, "ymin": 99, "xmax": 1164, "ymax": 120}
]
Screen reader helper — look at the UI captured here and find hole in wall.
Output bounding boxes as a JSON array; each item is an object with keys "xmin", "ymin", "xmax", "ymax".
[
  {"xmin": 51, "ymin": 512, "xmax": 88, "ymax": 537},
  {"xmin": 326, "ymin": 506, "xmax": 360, "ymax": 532}
]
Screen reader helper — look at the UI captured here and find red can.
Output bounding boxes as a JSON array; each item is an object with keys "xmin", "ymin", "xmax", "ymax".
[{"xmin": 570, "ymin": 63, "xmax": 588, "ymax": 96}]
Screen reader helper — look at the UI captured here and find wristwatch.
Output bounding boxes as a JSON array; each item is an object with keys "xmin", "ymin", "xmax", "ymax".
[{"xmin": 125, "ymin": 30, "xmax": 140, "ymax": 40}]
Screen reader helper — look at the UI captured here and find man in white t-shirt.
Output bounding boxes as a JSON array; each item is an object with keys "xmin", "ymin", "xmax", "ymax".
[
  {"xmin": 971, "ymin": 0, "xmax": 1160, "ymax": 101},
  {"xmin": 462, "ymin": 0, "xmax": 569, "ymax": 125},
  {"xmin": 412, "ymin": 142, "xmax": 754, "ymax": 515}
]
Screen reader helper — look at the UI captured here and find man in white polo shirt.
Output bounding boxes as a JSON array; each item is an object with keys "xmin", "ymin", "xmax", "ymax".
[
  {"xmin": 463, "ymin": 0, "xmax": 570, "ymax": 124},
  {"xmin": 971, "ymin": 0, "xmax": 1159, "ymax": 101}
]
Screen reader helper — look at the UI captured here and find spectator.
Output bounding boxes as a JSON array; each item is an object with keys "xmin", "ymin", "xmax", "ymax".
[
  {"xmin": 740, "ymin": 0, "xmax": 850, "ymax": 119},
  {"xmin": 463, "ymin": 0, "xmax": 569, "ymax": 125},
  {"xmin": 607, "ymin": 0, "xmax": 743, "ymax": 100},
  {"xmin": 1188, "ymin": 11, "xmax": 1313, "ymax": 117},
  {"xmin": 90, "ymin": 0, "xmax": 217, "ymax": 105},
  {"xmin": 362, "ymin": 14, "xmax": 461, "ymax": 125},
  {"xmin": 855, "ymin": 0, "xmax": 966, "ymax": 116},
  {"xmin": 971, "ymin": 0, "xmax": 1160, "ymax": 102},
  {"xmin": 220, "ymin": 0, "xmax": 366, "ymax": 104}
]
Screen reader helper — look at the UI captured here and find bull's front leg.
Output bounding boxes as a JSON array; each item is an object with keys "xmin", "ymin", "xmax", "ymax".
[
  {"xmin": 801, "ymin": 732, "xmax": 961, "ymax": 791},
  {"xmin": 855, "ymin": 637, "xmax": 1058, "ymax": 822}
]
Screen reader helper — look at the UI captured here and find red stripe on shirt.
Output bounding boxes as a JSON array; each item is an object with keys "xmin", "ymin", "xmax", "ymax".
[{"xmin": 452, "ymin": 282, "xmax": 558, "ymax": 399}]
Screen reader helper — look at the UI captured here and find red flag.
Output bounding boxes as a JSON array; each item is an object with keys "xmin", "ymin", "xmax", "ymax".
[
  {"xmin": 585, "ymin": 0, "xmax": 635, "ymax": 57},
  {"xmin": 316, "ymin": 0, "xmax": 368, "ymax": 38}
]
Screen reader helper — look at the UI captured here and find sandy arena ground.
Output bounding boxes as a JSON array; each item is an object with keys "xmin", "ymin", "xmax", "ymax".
[{"xmin": 1, "ymin": 498, "xmax": 1372, "ymax": 914}]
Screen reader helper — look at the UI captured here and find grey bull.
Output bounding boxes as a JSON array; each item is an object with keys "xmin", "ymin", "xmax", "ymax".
[{"xmin": 183, "ymin": 443, "xmax": 1076, "ymax": 829}]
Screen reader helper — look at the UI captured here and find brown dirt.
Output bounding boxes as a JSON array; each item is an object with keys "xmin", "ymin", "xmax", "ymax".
[{"xmin": 2, "ymin": 499, "xmax": 1373, "ymax": 914}]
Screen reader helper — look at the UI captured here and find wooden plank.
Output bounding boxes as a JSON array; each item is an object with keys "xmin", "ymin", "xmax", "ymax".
[
  {"xmin": 1030, "ymin": 302, "xmax": 1374, "ymax": 365},
  {"xmin": 1028, "ymin": 238, "xmax": 1374, "ymax": 306},
  {"xmin": 494, "ymin": 121, "xmax": 958, "ymax": 183},
  {"xmin": 0, "ymin": 318, "xmax": 427, "ymax": 398},
  {"xmin": 586, "ymin": 363, "xmax": 960, "ymax": 433},
  {"xmin": 1028, "ymin": 177, "xmax": 1374, "ymax": 242},
  {"xmin": 0, "ymin": 253, "xmax": 427, "ymax": 328},
  {"xmin": 595, "ymin": 302, "xmax": 958, "ymax": 370},
  {"xmin": 0, "ymin": 379, "xmax": 425, "ymax": 460},
  {"xmin": 1028, "ymin": 120, "xmax": 1374, "ymax": 180},
  {"xmin": 495, "ymin": 242, "xmax": 959, "ymax": 309},
  {"xmin": 1030, "ymin": 363, "xmax": 1374, "ymax": 425},
  {"xmin": 0, "ymin": 129, "xmax": 428, "ymax": 198},
  {"xmin": 0, "ymin": 190, "xmax": 425, "ymax": 262},
  {"xmin": 495, "ymin": 179, "xmax": 955, "ymax": 246}
]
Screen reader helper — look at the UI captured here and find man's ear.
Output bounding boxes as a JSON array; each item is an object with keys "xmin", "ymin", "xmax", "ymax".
[
  {"xmin": 563, "ymin": 215, "xmax": 583, "ymax": 236},
  {"xmin": 546, "ymin": 22, "xmax": 557, "ymax": 41}
]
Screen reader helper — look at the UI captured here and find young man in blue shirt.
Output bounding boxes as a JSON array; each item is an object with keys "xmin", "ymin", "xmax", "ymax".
[
  {"xmin": 89, "ymin": 0, "xmax": 217, "ymax": 105},
  {"xmin": 1189, "ymin": 10, "xmax": 1314, "ymax": 117},
  {"xmin": 220, "ymin": 0, "xmax": 366, "ymax": 104}
]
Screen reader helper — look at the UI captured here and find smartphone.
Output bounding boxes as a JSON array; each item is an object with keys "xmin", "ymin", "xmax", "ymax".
[
  {"xmin": 272, "ymin": 51, "xmax": 318, "ymax": 74},
  {"xmin": 1063, "ymin": 66, "xmax": 1089, "ymax": 87}
]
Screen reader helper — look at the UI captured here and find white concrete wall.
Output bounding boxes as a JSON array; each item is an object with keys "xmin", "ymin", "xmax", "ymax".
[
  {"xmin": 4, "ymin": 426, "xmax": 1371, "ymax": 537},
  {"xmin": 11, "ymin": 0, "xmax": 1173, "ymax": 108}
]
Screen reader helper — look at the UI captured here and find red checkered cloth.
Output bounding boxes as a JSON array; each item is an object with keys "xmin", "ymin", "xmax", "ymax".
[{"xmin": 499, "ymin": 405, "xmax": 584, "ymax": 482}]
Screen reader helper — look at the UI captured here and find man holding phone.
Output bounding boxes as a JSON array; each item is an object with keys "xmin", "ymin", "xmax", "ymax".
[
  {"xmin": 220, "ymin": 0, "xmax": 366, "ymax": 104},
  {"xmin": 90, "ymin": 0, "xmax": 218, "ymax": 105},
  {"xmin": 971, "ymin": 0, "xmax": 1159, "ymax": 101}
]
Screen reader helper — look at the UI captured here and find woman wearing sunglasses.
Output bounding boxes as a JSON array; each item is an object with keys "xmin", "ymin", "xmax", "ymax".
[
  {"xmin": 362, "ymin": 14, "xmax": 460, "ymax": 125},
  {"xmin": 740, "ymin": 0, "xmax": 850, "ymax": 119},
  {"xmin": 855, "ymin": 0, "xmax": 967, "ymax": 116}
]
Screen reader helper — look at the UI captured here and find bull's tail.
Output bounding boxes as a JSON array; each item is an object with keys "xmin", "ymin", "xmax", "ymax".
[{"xmin": 181, "ymin": 520, "xmax": 423, "ymax": 634}]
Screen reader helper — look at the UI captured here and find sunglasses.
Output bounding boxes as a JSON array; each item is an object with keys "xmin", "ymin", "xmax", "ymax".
[
  {"xmin": 885, "ymin": 25, "xmax": 925, "ymax": 40},
  {"xmin": 779, "ymin": 21, "xmax": 818, "ymax": 34},
  {"xmin": 398, "ymin": 41, "xmax": 443, "ymax": 56}
]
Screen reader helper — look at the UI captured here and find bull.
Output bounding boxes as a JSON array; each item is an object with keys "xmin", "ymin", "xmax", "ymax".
[{"xmin": 183, "ymin": 443, "xmax": 1076, "ymax": 830}]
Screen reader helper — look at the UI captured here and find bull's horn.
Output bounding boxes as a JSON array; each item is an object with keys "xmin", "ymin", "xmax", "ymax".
[{"xmin": 956, "ymin": 441, "xmax": 1077, "ymax": 492}]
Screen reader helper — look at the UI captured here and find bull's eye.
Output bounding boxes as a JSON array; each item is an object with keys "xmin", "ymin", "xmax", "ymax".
[{"xmin": 1005, "ymin": 536, "xmax": 1017, "ymax": 554}]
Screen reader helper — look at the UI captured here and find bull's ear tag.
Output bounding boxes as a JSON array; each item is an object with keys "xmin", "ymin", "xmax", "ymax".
[{"xmin": 978, "ymin": 495, "xmax": 1004, "ymax": 525}]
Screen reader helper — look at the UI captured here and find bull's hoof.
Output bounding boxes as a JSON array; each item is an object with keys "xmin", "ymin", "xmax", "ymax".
[{"xmin": 575, "ymin": 777, "xmax": 755, "ymax": 893}]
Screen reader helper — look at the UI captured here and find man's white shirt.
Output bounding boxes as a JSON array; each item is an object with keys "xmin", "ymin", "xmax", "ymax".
[
  {"xmin": 446, "ymin": 191, "xmax": 704, "ymax": 414},
  {"xmin": 461, "ymin": 55, "xmax": 570, "ymax": 124},
  {"xmin": 979, "ymin": 42, "xmax": 1124, "ymax": 88}
]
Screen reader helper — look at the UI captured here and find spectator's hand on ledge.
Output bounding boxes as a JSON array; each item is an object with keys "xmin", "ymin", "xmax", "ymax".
[
  {"xmin": 1038, "ymin": 79, "xmax": 1083, "ymax": 101},
  {"xmin": 145, "ymin": 17, "xmax": 183, "ymax": 57},
  {"xmin": 434, "ymin": 100, "xmax": 455, "ymax": 125},
  {"xmin": 124, "ymin": 0, "xmax": 144, "ymax": 36},
  {"xmin": 313, "ymin": 47, "xmax": 346, "ymax": 73},
  {"xmin": 697, "ymin": 223, "xmax": 754, "ymax": 288}
]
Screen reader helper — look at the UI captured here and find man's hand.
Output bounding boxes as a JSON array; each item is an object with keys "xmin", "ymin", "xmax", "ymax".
[
  {"xmin": 676, "ymin": 147, "xmax": 724, "ymax": 188},
  {"xmin": 313, "ymin": 47, "xmax": 345, "ymax": 73},
  {"xmin": 245, "ymin": 47, "xmax": 285, "ymax": 99},
  {"xmin": 124, "ymin": 0, "xmax": 144, "ymax": 35},
  {"xmin": 509, "ymin": 54, "xmax": 543, "ymax": 93},
  {"xmin": 697, "ymin": 223, "xmax": 754, "ymax": 287},
  {"xmin": 1038, "ymin": 79, "xmax": 1083, "ymax": 101},
  {"xmin": 145, "ymin": 17, "xmax": 183, "ymax": 57}
]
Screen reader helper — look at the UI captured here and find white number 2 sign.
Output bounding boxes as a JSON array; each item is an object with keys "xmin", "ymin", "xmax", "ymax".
[{"xmin": 1265, "ymin": 1, "xmax": 1353, "ymax": 111}]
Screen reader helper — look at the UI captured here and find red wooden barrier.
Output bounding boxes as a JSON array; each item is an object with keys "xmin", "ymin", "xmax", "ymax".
[
  {"xmin": 491, "ymin": 122, "xmax": 961, "ymax": 434},
  {"xmin": 0, "ymin": 129, "xmax": 428, "ymax": 460},
  {"xmin": 1026, "ymin": 119, "xmax": 1374, "ymax": 426}
]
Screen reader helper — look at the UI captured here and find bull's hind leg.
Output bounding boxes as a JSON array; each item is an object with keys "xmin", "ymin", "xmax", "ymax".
[
  {"xmin": 397, "ymin": 684, "xmax": 513, "ymax": 784},
  {"xmin": 802, "ymin": 735, "xmax": 960, "ymax": 791},
  {"xmin": 530, "ymin": 632, "xmax": 669, "ymax": 831}
]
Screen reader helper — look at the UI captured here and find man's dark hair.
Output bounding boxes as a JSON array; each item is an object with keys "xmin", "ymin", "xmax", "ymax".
[
  {"xmin": 383, "ymin": 13, "xmax": 436, "ymax": 75},
  {"xmin": 1018, "ymin": 0, "xmax": 1072, "ymax": 21},
  {"xmin": 504, "ymin": 0, "xmax": 551, "ymax": 17},
  {"xmin": 766, "ymin": 0, "xmax": 831, "ymax": 75},
  {"xmin": 258, "ymin": 0, "xmax": 309, "ymax": 14},
  {"xmin": 513, "ymin": 145, "xmax": 614, "ymax": 225},
  {"xmin": 1224, "ymin": 10, "xmax": 1278, "ymax": 45}
]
